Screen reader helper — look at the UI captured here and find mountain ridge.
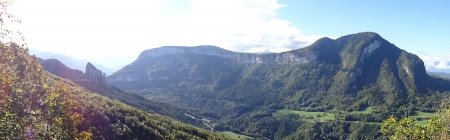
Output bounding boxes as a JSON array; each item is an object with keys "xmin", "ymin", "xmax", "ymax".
[
  {"xmin": 109, "ymin": 32, "xmax": 432, "ymax": 94},
  {"xmin": 130, "ymin": 32, "xmax": 393, "ymax": 66}
]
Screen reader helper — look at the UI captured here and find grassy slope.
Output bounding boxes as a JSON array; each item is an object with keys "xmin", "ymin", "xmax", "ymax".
[
  {"xmin": 218, "ymin": 131, "xmax": 254, "ymax": 140},
  {"xmin": 273, "ymin": 107, "xmax": 374, "ymax": 119},
  {"xmin": 413, "ymin": 111, "xmax": 437, "ymax": 125}
]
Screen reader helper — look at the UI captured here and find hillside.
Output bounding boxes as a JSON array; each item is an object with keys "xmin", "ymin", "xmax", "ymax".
[
  {"xmin": 38, "ymin": 58, "xmax": 212, "ymax": 129},
  {"xmin": 108, "ymin": 32, "xmax": 450, "ymax": 139},
  {"xmin": 0, "ymin": 43, "xmax": 228, "ymax": 139}
]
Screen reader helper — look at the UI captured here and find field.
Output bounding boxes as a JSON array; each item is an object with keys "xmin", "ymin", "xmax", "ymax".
[
  {"xmin": 412, "ymin": 111, "xmax": 437, "ymax": 125},
  {"xmin": 272, "ymin": 107, "xmax": 437, "ymax": 125},
  {"xmin": 272, "ymin": 109, "xmax": 336, "ymax": 122},
  {"xmin": 273, "ymin": 107, "xmax": 374, "ymax": 121},
  {"xmin": 352, "ymin": 107, "xmax": 374, "ymax": 114},
  {"xmin": 218, "ymin": 131, "xmax": 254, "ymax": 140}
]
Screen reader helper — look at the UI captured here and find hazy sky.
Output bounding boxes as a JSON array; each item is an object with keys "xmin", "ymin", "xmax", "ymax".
[{"xmin": 8, "ymin": 0, "xmax": 450, "ymax": 71}]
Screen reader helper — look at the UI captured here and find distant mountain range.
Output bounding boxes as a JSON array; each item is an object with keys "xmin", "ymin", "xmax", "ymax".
[
  {"xmin": 427, "ymin": 67, "xmax": 450, "ymax": 73},
  {"xmin": 429, "ymin": 71, "xmax": 450, "ymax": 79},
  {"xmin": 106, "ymin": 32, "xmax": 450, "ymax": 139},
  {"xmin": 29, "ymin": 48, "xmax": 115, "ymax": 75}
]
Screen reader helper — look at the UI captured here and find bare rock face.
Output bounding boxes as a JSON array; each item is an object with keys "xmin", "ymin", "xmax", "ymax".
[
  {"xmin": 138, "ymin": 45, "xmax": 318, "ymax": 64},
  {"xmin": 86, "ymin": 62, "xmax": 106, "ymax": 85},
  {"xmin": 139, "ymin": 45, "xmax": 235, "ymax": 59}
]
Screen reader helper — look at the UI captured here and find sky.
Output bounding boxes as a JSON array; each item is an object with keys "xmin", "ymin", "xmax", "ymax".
[{"xmin": 6, "ymin": 0, "xmax": 450, "ymax": 71}]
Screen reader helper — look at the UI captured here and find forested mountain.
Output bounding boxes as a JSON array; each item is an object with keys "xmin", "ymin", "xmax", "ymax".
[
  {"xmin": 0, "ymin": 43, "xmax": 229, "ymax": 139},
  {"xmin": 108, "ymin": 32, "xmax": 450, "ymax": 139},
  {"xmin": 108, "ymin": 32, "xmax": 447, "ymax": 113}
]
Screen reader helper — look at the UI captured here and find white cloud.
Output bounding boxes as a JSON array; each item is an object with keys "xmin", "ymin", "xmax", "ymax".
[
  {"xmin": 9, "ymin": 0, "xmax": 322, "ymax": 70},
  {"xmin": 419, "ymin": 53, "xmax": 450, "ymax": 71}
]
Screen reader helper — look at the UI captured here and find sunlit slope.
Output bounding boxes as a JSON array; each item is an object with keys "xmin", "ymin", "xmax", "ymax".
[{"xmin": 0, "ymin": 43, "xmax": 228, "ymax": 139}]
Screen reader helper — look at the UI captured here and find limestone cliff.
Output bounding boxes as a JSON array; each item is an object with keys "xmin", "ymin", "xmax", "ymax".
[{"xmin": 86, "ymin": 62, "xmax": 106, "ymax": 85}]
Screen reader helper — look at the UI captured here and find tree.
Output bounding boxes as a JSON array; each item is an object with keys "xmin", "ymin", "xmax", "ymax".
[
  {"xmin": 0, "ymin": 1, "xmax": 26, "ymax": 46},
  {"xmin": 381, "ymin": 108, "xmax": 450, "ymax": 140}
]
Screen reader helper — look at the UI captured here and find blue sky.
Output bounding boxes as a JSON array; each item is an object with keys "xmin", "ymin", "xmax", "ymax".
[
  {"xmin": 278, "ymin": 0, "xmax": 450, "ymax": 55},
  {"xmin": 9, "ymin": 0, "xmax": 450, "ymax": 71}
]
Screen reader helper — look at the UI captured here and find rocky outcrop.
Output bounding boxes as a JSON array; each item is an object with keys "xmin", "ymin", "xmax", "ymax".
[
  {"xmin": 39, "ymin": 59, "xmax": 107, "ymax": 90},
  {"xmin": 86, "ymin": 62, "xmax": 106, "ymax": 85}
]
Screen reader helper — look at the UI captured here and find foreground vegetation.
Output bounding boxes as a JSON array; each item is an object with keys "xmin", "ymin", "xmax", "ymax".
[{"xmin": 381, "ymin": 107, "xmax": 450, "ymax": 139}]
